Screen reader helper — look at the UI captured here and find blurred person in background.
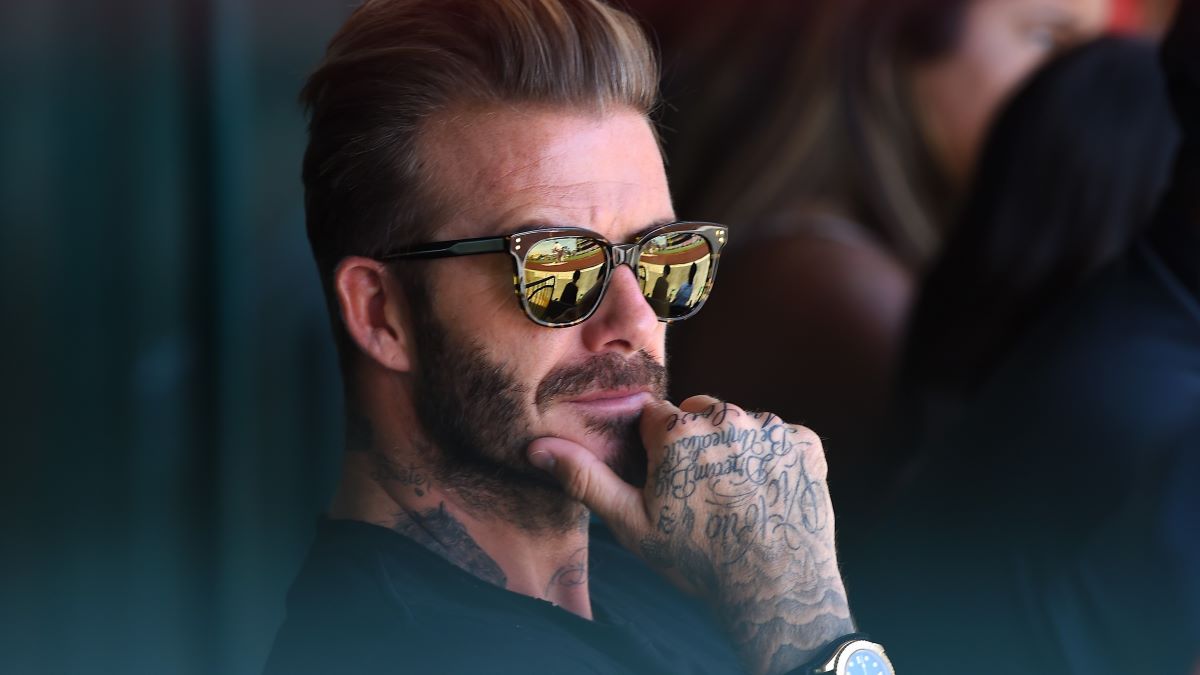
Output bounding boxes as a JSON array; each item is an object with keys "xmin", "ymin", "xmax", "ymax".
[
  {"xmin": 645, "ymin": 0, "xmax": 1109, "ymax": 522},
  {"xmin": 896, "ymin": 36, "xmax": 1180, "ymax": 462},
  {"xmin": 1111, "ymin": 0, "xmax": 1180, "ymax": 34},
  {"xmin": 844, "ymin": 5, "xmax": 1200, "ymax": 672}
]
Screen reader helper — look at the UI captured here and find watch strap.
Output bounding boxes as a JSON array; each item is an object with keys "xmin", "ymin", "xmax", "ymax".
[{"xmin": 787, "ymin": 632, "xmax": 875, "ymax": 675}]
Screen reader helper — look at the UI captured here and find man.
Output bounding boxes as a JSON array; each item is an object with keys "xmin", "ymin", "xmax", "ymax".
[{"xmin": 265, "ymin": 0, "xmax": 880, "ymax": 674}]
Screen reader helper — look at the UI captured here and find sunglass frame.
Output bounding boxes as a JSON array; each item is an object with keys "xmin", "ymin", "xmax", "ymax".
[{"xmin": 379, "ymin": 221, "xmax": 728, "ymax": 328}]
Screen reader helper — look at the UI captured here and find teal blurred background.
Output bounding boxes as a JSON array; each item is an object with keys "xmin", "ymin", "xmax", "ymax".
[{"xmin": 1, "ymin": 1, "xmax": 351, "ymax": 672}]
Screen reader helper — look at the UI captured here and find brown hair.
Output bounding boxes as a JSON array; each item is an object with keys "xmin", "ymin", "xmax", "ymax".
[
  {"xmin": 649, "ymin": 0, "xmax": 970, "ymax": 268},
  {"xmin": 300, "ymin": 0, "xmax": 659, "ymax": 361}
]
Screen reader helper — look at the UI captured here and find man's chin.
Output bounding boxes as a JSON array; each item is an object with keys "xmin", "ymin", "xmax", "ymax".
[
  {"xmin": 580, "ymin": 414, "xmax": 647, "ymax": 487},
  {"xmin": 438, "ymin": 458, "xmax": 587, "ymax": 533}
]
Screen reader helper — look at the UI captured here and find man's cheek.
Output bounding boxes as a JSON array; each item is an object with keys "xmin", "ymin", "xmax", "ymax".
[{"xmin": 649, "ymin": 334, "xmax": 667, "ymax": 365}]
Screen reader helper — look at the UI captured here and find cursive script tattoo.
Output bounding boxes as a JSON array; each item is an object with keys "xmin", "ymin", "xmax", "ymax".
[
  {"xmin": 543, "ymin": 546, "xmax": 588, "ymax": 598},
  {"xmin": 370, "ymin": 452, "xmax": 429, "ymax": 497},
  {"xmin": 392, "ymin": 502, "xmax": 507, "ymax": 588},
  {"xmin": 641, "ymin": 403, "xmax": 853, "ymax": 675}
]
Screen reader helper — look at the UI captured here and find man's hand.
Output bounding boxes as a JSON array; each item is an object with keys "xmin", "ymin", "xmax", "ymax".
[{"xmin": 528, "ymin": 395, "xmax": 855, "ymax": 675}]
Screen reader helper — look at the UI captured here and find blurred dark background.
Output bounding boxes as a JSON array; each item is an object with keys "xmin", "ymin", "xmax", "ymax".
[{"xmin": 2, "ymin": 1, "xmax": 350, "ymax": 673}]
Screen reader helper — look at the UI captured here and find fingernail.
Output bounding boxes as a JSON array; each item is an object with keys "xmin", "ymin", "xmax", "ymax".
[{"xmin": 529, "ymin": 449, "xmax": 556, "ymax": 471}]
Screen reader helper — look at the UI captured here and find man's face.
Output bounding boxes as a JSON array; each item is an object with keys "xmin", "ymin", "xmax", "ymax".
[{"xmin": 405, "ymin": 106, "xmax": 674, "ymax": 530}]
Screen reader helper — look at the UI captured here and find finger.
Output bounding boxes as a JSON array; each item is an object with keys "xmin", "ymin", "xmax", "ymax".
[
  {"xmin": 640, "ymin": 397, "xmax": 680, "ymax": 431},
  {"xmin": 678, "ymin": 394, "xmax": 747, "ymax": 418},
  {"xmin": 639, "ymin": 398, "xmax": 690, "ymax": 462},
  {"xmin": 527, "ymin": 436, "xmax": 652, "ymax": 536},
  {"xmin": 743, "ymin": 408, "xmax": 782, "ymax": 427},
  {"xmin": 676, "ymin": 395, "xmax": 747, "ymax": 430},
  {"xmin": 678, "ymin": 394, "xmax": 721, "ymax": 414},
  {"xmin": 792, "ymin": 426, "xmax": 830, "ymax": 478}
]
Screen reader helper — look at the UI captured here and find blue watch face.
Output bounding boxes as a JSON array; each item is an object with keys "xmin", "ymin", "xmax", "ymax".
[{"xmin": 845, "ymin": 647, "xmax": 893, "ymax": 675}]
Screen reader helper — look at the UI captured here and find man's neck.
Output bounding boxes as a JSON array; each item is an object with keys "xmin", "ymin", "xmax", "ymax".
[{"xmin": 329, "ymin": 449, "xmax": 594, "ymax": 618}]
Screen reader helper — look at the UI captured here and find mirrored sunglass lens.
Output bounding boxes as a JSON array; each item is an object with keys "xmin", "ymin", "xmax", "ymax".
[
  {"xmin": 639, "ymin": 231, "xmax": 713, "ymax": 319},
  {"xmin": 523, "ymin": 236, "xmax": 607, "ymax": 324}
]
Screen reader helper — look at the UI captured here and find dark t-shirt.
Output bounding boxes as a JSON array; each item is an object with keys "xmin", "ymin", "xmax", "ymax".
[{"xmin": 264, "ymin": 520, "xmax": 746, "ymax": 674}]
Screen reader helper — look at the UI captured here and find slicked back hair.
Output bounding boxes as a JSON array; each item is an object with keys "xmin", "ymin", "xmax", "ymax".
[{"xmin": 300, "ymin": 0, "xmax": 659, "ymax": 369}]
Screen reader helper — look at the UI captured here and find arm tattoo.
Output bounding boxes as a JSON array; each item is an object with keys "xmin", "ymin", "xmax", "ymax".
[
  {"xmin": 392, "ymin": 502, "xmax": 507, "ymax": 589},
  {"xmin": 643, "ymin": 409, "xmax": 854, "ymax": 674}
]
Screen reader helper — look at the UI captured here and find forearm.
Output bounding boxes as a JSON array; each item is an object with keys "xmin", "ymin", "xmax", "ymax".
[
  {"xmin": 640, "ymin": 531, "xmax": 855, "ymax": 675},
  {"xmin": 718, "ymin": 564, "xmax": 855, "ymax": 675}
]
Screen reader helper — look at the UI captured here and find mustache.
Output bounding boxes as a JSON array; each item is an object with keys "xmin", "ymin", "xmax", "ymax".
[{"xmin": 534, "ymin": 351, "xmax": 667, "ymax": 411}]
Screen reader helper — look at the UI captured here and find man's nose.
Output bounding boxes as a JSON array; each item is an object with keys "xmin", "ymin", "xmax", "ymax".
[{"xmin": 579, "ymin": 264, "xmax": 659, "ymax": 355}]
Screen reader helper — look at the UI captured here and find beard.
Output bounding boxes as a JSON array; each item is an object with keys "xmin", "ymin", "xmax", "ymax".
[{"xmin": 408, "ymin": 289, "xmax": 666, "ymax": 534}]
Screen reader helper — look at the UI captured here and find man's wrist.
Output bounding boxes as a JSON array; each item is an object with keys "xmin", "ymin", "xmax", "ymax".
[
  {"xmin": 786, "ymin": 632, "xmax": 869, "ymax": 675},
  {"xmin": 717, "ymin": 582, "xmax": 855, "ymax": 675},
  {"xmin": 787, "ymin": 633, "xmax": 893, "ymax": 675}
]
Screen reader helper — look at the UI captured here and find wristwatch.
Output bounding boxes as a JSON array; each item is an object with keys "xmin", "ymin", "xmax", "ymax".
[{"xmin": 798, "ymin": 633, "xmax": 895, "ymax": 675}]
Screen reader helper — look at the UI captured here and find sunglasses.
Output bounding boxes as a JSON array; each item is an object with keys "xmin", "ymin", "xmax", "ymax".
[{"xmin": 380, "ymin": 221, "xmax": 727, "ymax": 327}]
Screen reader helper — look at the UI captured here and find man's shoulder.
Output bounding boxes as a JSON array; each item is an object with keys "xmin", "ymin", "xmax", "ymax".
[
  {"xmin": 263, "ymin": 520, "xmax": 514, "ymax": 672},
  {"xmin": 270, "ymin": 518, "xmax": 520, "ymax": 620},
  {"xmin": 264, "ymin": 519, "xmax": 742, "ymax": 674},
  {"xmin": 265, "ymin": 521, "xmax": 559, "ymax": 672}
]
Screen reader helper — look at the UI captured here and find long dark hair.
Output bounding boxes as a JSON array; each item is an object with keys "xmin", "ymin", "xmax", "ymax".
[
  {"xmin": 641, "ymin": 0, "xmax": 971, "ymax": 267},
  {"xmin": 900, "ymin": 37, "xmax": 1181, "ymax": 434}
]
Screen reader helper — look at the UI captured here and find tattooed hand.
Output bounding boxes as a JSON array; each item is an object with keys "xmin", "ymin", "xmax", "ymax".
[{"xmin": 528, "ymin": 395, "xmax": 854, "ymax": 675}]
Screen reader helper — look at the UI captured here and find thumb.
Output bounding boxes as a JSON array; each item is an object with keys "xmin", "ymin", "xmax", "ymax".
[{"xmin": 528, "ymin": 436, "xmax": 650, "ymax": 537}]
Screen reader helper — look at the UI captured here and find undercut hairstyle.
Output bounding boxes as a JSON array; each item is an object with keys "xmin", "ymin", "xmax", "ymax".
[{"xmin": 299, "ymin": 0, "xmax": 659, "ymax": 369}]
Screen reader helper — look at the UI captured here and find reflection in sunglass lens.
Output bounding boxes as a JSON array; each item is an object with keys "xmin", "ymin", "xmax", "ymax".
[
  {"xmin": 524, "ymin": 236, "xmax": 608, "ymax": 324},
  {"xmin": 639, "ymin": 232, "xmax": 713, "ymax": 320}
]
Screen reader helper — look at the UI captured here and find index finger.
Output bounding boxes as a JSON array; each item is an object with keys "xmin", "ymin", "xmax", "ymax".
[{"xmin": 673, "ymin": 394, "xmax": 746, "ymax": 429}]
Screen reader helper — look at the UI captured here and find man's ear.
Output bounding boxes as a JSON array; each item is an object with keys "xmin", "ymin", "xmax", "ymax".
[{"xmin": 335, "ymin": 256, "xmax": 414, "ymax": 373}]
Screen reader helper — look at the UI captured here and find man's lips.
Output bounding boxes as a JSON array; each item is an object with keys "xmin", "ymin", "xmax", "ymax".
[{"xmin": 562, "ymin": 388, "xmax": 654, "ymax": 414}]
